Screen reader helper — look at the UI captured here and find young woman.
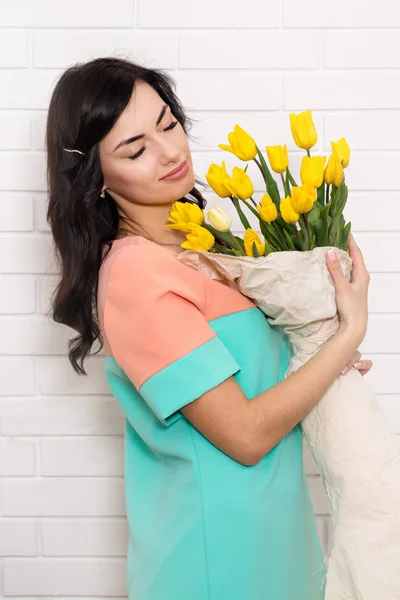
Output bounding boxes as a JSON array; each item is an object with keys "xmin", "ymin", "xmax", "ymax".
[{"xmin": 46, "ymin": 57, "xmax": 371, "ymax": 600}]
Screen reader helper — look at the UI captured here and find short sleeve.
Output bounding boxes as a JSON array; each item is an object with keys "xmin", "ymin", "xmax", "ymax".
[{"xmin": 104, "ymin": 245, "xmax": 241, "ymax": 426}]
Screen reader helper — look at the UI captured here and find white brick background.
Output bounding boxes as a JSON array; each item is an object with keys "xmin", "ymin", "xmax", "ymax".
[{"xmin": 0, "ymin": 0, "xmax": 399, "ymax": 597}]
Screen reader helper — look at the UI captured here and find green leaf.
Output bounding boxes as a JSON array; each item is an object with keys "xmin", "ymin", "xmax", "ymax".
[
  {"xmin": 317, "ymin": 182, "xmax": 325, "ymax": 207},
  {"xmin": 252, "ymin": 241, "xmax": 260, "ymax": 258},
  {"xmin": 231, "ymin": 197, "xmax": 251, "ymax": 230},
  {"xmin": 213, "ymin": 242, "xmax": 237, "ymax": 255},
  {"xmin": 256, "ymin": 146, "xmax": 281, "ymax": 207},
  {"xmin": 283, "ymin": 228, "xmax": 296, "ymax": 251},
  {"xmin": 340, "ymin": 221, "xmax": 352, "ymax": 251},
  {"xmin": 307, "ymin": 202, "xmax": 322, "ymax": 227}
]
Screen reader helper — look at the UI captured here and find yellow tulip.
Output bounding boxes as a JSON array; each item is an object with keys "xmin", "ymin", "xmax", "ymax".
[
  {"xmin": 218, "ymin": 124, "xmax": 257, "ymax": 161},
  {"xmin": 300, "ymin": 155, "xmax": 326, "ymax": 188},
  {"xmin": 165, "ymin": 201, "xmax": 204, "ymax": 233},
  {"xmin": 331, "ymin": 138, "xmax": 350, "ymax": 168},
  {"xmin": 207, "ymin": 203, "xmax": 232, "ymax": 232},
  {"xmin": 181, "ymin": 223, "xmax": 215, "ymax": 251},
  {"xmin": 289, "ymin": 110, "xmax": 318, "ymax": 150},
  {"xmin": 266, "ymin": 144, "xmax": 289, "ymax": 174},
  {"xmin": 280, "ymin": 196, "xmax": 300, "ymax": 224},
  {"xmin": 256, "ymin": 194, "xmax": 278, "ymax": 223},
  {"xmin": 243, "ymin": 228, "xmax": 265, "ymax": 257},
  {"xmin": 224, "ymin": 167, "xmax": 254, "ymax": 200},
  {"xmin": 205, "ymin": 161, "xmax": 231, "ymax": 198},
  {"xmin": 324, "ymin": 151, "xmax": 344, "ymax": 186},
  {"xmin": 290, "ymin": 184, "xmax": 317, "ymax": 214}
]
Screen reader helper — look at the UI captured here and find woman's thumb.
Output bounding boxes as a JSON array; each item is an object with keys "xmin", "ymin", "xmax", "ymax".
[{"xmin": 326, "ymin": 249, "xmax": 344, "ymax": 287}]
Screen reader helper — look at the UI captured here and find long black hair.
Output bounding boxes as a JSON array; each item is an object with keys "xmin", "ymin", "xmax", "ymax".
[{"xmin": 45, "ymin": 57, "xmax": 207, "ymax": 375}]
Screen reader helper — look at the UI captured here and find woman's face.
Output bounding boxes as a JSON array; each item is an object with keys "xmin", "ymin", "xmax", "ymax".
[{"xmin": 98, "ymin": 81, "xmax": 195, "ymax": 207}]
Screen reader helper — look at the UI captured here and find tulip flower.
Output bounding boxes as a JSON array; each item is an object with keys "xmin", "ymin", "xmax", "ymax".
[
  {"xmin": 266, "ymin": 145, "xmax": 289, "ymax": 174},
  {"xmin": 256, "ymin": 194, "xmax": 278, "ymax": 223},
  {"xmin": 243, "ymin": 228, "xmax": 265, "ymax": 257},
  {"xmin": 280, "ymin": 196, "xmax": 300, "ymax": 224},
  {"xmin": 290, "ymin": 184, "xmax": 317, "ymax": 214},
  {"xmin": 290, "ymin": 110, "xmax": 318, "ymax": 151},
  {"xmin": 324, "ymin": 152, "xmax": 344, "ymax": 187},
  {"xmin": 181, "ymin": 222, "xmax": 215, "ymax": 251},
  {"xmin": 224, "ymin": 167, "xmax": 254, "ymax": 200},
  {"xmin": 205, "ymin": 161, "xmax": 231, "ymax": 198},
  {"xmin": 331, "ymin": 138, "xmax": 350, "ymax": 168},
  {"xmin": 218, "ymin": 124, "xmax": 257, "ymax": 161},
  {"xmin": 207, "ymin": 203, "xmax": 232, "ymax": 232},
  {"xmin": 300, "ymin": 155, "xmax": 326, "ymax": 188},
  {"xmin": 165, "ymin": 201, "xmax": 204, "ymax": 233}
]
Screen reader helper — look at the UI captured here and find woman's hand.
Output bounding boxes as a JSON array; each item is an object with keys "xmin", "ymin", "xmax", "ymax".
[{"xmin": 341, "ymin": 350, "xmax": 373, "ymax": 376}]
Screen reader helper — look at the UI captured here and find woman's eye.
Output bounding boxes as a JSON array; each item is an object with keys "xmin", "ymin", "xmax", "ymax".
[{"xmin": 128, "ymin": 121, "xmax": 179, "ymax": 160}]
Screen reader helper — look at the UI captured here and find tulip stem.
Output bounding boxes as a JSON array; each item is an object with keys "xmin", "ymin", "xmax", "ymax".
[
  {"xmin": 249, "ymin": 196, "xmax": 258, "ymax": 207},
  {"xmin": 280, "ymin": 174, "xmax": 286, "ymax": 195},
  {"xmin": 325, "ymin": 184, "xmax": 330, "ymax": 205},
  {"xmin": 228, "ymin": 231, "xmax": 245, "ymax": 255},
  {"xmin": 253, "ymin": 158, "xmax": 267, "ymax": 186},
  {"xmin": 307, "ymin": 149, "xmax": 311, "ymax": 158},
  {"xmin": 295, "ymin": 227, "xmax": 303, "ymax": 250},
  {"xmin": 271, "ymin": 220, "xmax": 288, "ymax": 250},
  {"xmin": 301, "ymin": 213, "xmax": 312, "ymax": 243}
]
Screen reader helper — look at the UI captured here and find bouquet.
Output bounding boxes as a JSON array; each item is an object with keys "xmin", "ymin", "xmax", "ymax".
[{"xmin": 166, "ymin": 111, "xmax": 400, "ymax": 600}]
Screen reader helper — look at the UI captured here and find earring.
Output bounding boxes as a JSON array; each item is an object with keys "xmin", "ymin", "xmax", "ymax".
[{"xmin": 100, "ymin": 191, "xmax": 105, "ymax": 198}]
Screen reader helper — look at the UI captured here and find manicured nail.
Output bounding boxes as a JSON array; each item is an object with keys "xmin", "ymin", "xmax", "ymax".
[
  {"xmin": 341, "ymin": 366, "xmax": 349, "ymax": 375},
  {"xmin": 353, "ymin": 362, "xmax": 362, "ymax": 369},
  {"xmin": 327, "ymin": 250, "xmax": 337, "ymax": 262}
]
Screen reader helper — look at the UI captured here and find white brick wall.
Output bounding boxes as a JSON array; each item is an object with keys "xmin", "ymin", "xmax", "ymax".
[{"xmin": 0, "ymin": 0, "xmax": 399, "ymax": 596}]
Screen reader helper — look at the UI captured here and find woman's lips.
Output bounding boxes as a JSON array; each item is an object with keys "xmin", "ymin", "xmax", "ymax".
[{"xmin": 161, "ymin": 160, "xmax": 189, "ymax": 181}]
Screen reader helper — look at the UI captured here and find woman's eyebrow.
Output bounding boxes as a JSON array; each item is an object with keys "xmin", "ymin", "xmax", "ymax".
[{"xmin": 113, "ymin": 103, "xmax": 169, "ymax": 152}]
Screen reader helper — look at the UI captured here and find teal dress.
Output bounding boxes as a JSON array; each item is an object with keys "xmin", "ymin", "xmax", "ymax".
[{"xmin": 98, "ymin": 237, "xmax": 326, "ymax": 600}]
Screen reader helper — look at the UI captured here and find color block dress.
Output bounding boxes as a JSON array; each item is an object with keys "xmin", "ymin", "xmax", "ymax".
[{"xmin": 97, "ymin": 236, "xmax": 326, "ymax": 600}]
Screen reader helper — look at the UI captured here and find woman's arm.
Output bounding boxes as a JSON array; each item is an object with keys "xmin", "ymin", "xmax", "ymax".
[{"xmin": 181, "ymin": 324, "xmax": 361, "ymax": 466}]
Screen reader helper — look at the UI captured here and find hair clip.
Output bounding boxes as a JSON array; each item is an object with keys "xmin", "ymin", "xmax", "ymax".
[{"xmin": 63, "ymin": 148, "xmax": 85, "ymax": 155}]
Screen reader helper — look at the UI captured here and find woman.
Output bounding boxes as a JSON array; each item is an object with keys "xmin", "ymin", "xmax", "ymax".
[{"xmin": 46, "ymin": 57, "xmax": 371, "ymax": 600}]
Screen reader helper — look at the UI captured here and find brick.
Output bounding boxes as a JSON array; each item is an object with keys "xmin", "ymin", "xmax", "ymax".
[
  {"xmin": 324, "ymin": 112, "xmax": 400, "ymax": 150},
  {"xmin": 0, "ymin": 31, "xmax": 28, "ymax": 67},
  {"xmin": 34, "ymin": 31, "xmax": 174, "ymax": 68},
  {"xmin": 0, "ymin": 317, "xmax": 73, "ymax": 355},
  {"xmin": 0, "ymin": 520, "xmax": 37, "ymax": 556},
  {"xmin": 0, "ymin": 397, "xmax": 124, "ymax": 436},
  {"xmin": 0, "ymin": 70, "xmax": 62, "ymax": 110},
  {"xmin": 36, "ymin": 356, "xmax": 109, "ymax": 395},
  {"xmin": 2, "ymin": 479, "xmax": 125, "ymax": 516},
  {"xmin": 0, "ymin": 0, "xmax": 134, "ymax": 27},
  {"xmin": 179, "ymin": 31, "xmax": 319, "ymax": 69},
  {"xmin": 39, "ymin": 437, "xmax": 124, "ymax": 476},
  {"xmin": 0, "ymin": 112, "xmax": 30, "ymax": 150},
  {"xmin": 0, "ymin": 235, "xmax": 57, "ymax": 274},
  {"xmin": 324, "ymin": 30, "xmax": 400, "ymax": 69},
  {"xmin": 138, "ymin": 0, "xmax": 278, "ymax": 28},
  {"xmin": 0, "ymin": 275, "xmax": 36, "ymax": 314},
  {"xmin": 3, "ymin": 558, "xmax": 127, "ymax": 596},
  {"xmin": 0, "ymin": 439, "xmax": 35, "ymax": 476},
  {"xmin": 283, "ymin": 0, "xmax": 400, "ymax": 27},
  {"xmin": 284, "ymin": 73, "xmax": 400, "ymax": 110},
  {"xmin": 369, "ymin": 274, "xmax": 400, "ymax": 313},
  {"xmin": 41, "ymin": 518, "xmax": 128, "ymax": 556},
  {"xmin": 360, "ymin": 315, "xmax": 400, "ymax": 354},
  {"xmin": 0, "ymin": 358, "xmax": 34, "ymax": 396},
  {"xmin": 0, "ymin": 193, "xmax": 34, "ymax": 231},
  {"xmin": 0, "ymin": 152, "xmax": 46, "ymax": 191},
  {"xmin": 175, "ymin": 71, "xmax": 280, "ymax": 110}
]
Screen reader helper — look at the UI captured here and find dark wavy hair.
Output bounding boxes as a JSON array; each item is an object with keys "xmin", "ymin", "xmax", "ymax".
[{"xmin": 45, "ymin": 56, "xmax": 207, "ymax": 375}]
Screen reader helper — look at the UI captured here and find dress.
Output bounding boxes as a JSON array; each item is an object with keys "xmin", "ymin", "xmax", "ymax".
[{"xmin": 97, "ymin": 236, "xmax": 326, "ymax": 600}]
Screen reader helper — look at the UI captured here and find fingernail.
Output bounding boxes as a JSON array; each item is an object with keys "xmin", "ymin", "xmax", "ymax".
[
  {"xmin": 341, "ymin": 366, "xmax": 349, "ymax": 375},
  {"xmin": 327, "ymin": 250, "xmax": 337, "ymax": 262},
  {"xmin": 354, "ymin": 362, "xmax": 362, "ymax": 369}
]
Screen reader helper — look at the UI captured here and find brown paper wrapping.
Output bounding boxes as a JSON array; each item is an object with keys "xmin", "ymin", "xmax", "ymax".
[{"xmin": 178, "ymin": 246, "xmax": 400, "ymax": 600}]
